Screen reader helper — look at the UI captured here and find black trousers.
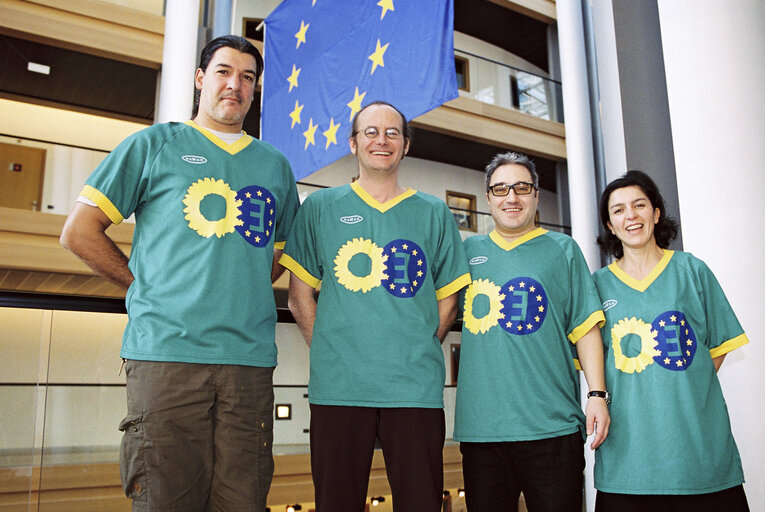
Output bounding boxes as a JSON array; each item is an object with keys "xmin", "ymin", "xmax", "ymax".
[
  {"xmin": 309, "ymin": 404, "xmax": 445, "ymax": 512},
  {"xmin": 596, "ymin": 485, "xmax": 749, "ymax": 512},
  {"xmin": 460, "ymin": 432, "xmax": 585, "ymax": 512}
]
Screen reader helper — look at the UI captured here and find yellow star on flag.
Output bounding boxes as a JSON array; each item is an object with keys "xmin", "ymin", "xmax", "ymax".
[
  {"xmin": 289, "ymin": 100, "xmax": 303, "ymax": 128},
  {"xmin": 287, "ymin": 64, "xmax": 301, "ymax": 92},
  {"xmin": 377, "ymin": 0, "xmax": 394, "ymax": 19},
  {"xmin": 347, "ymin": 86, "xmax": 367, "ymax": 121},
  {"xmin": 322, "ymin": 118, "xmax": 340, "ymax": 149},
  {"xmin": 303, "ymin": 118, "xmax": 318, "ymax": 149},
  {"xmin": 368, "ymin": 39, "xmax": 389, "ymax": 75},
  {"xmin": 295, "ymin": 20, "xmax": 309, "ymax": 49}
]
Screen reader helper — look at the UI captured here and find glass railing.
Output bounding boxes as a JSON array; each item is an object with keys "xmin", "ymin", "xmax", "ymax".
[
  {"xmin": 0, "ymin": 298, "xmax": 464, "ymax": 510},
  {"xmin": 455, "ymin": 49, "xmax": 564, "ymax": 123}
]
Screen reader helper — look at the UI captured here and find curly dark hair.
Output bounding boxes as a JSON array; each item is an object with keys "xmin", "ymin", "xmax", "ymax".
[{"xmin": 596, "ymin": 170, "xmax": 679, "ymax": 259}]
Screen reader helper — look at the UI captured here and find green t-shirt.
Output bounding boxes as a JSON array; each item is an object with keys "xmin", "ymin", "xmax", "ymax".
[
  {"xmin": 454, "ymin": 228, "xmax": 605, "ymax": 442},
  {"xmin": 82, "ymin": 121, "xmax": 299, "ymax": 366},
  {"xmin": 280, "ymin": 182, "xmax": 471, "ymax": 407},
  {"xmin": 592, "ymin": 250, "xmax": 748, "ymax": 494}
]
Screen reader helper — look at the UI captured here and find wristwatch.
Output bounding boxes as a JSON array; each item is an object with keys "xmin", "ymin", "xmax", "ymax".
[{"xmin": 587, "ymin": 390, "xmax": 611, "ymax": 405}]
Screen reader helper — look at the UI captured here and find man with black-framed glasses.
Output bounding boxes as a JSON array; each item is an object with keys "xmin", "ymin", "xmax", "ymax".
[
  {"xmin": 280, "ymin": 101, "xmax": 471, "ymax": 511},
  {"xmin": 453, "ymin": 151, "xmax": 610, "ymax": 511}
]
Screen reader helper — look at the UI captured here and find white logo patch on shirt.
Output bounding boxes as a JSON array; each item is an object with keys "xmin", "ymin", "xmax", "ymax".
[
  {"xmin": 181, "ymin": 155, "xmax": 208, "ymax": 164},
  {"xmin": 340, "ymin": 215, "xmax": 364, "ymax": 224},
  {"xmin": 469, "ymin": 256, "xmax": 488, "ymax": 265},
  {"xmin": 602, "ymin": 299, "xmax": 618, "ymax": 311}
]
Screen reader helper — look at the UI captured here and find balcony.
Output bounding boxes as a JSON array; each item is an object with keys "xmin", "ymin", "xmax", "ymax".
[
  {"xmin": 455, "ymin": 49, "xmax": 563, "ymax": 123},
  {"xmin": 412, "ymin": 50, "xmax": 566, "ymax": 161}
]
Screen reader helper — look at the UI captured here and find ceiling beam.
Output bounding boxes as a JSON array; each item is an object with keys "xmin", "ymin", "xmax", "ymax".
[
  {"xmin": 0, "ymin": 0, "xmax": 164, "ymax": 68},
  {"xmin": 486, "ymin": 0, "xmax": 557, "ymax": 24}
]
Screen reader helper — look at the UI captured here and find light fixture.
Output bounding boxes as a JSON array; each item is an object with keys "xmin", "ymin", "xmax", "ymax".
[
  {"xmin": 370, "ymin": 496, "xmax": 386, "ymax": 506},
  {"xmin": 27, "ymin": 62, "xmax": 50, "ymax": 75},
  {"xmin": 275, "ymin": 403, "xmax": 292, "ymax": 420},
  {"xmin": 286, "ymin": 505, "xmax": 302, "ymax": 512},
  {"xmin": 458, "ymin": 488, "xmax": 465, "ymax": 498}
]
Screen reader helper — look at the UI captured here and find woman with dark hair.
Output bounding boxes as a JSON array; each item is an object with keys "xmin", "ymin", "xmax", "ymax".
[{"xmin": 592, "ymin": 170, "xmax": 750, "ymax": 512}]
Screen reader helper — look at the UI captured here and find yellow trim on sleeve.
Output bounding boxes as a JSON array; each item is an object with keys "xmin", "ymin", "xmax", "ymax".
[
  {"xmin": 278, "ymin": 253, "xmax": 321, "ymax": 288},
  {"xmin": 489, "ymin": 228, "xmax": 547, "ymax": 251},
  {"xmin": 568, "ymin": 310, "xmax": 606, "ymax": 344},
  {"xmin": 350, "ymin": 181, "xmax": 416, "ymax": 213},
  {"xmin": 436, "ymin": 273, "xmax": 472, "ymax": 301},
  {"xmin": 81, "ymin": 185, "xmax": 124, "ymax": 224},
  {"xmin": 185, "ymin": 120, "xmax": 253, "ymax": 154},
  {"xmin": 573, "ymin": 358, "xmax": 582, "ymax": 371},
  {"xmin": 710, "ymin": 333, "xmax": 750, "ymax": 359},
  {"xmin": 609, "ymin": 250, "xmax": 674, "ymax": 292},
  {"xmin": 274, "ymin": 241, "xmax": 286, "ymax": 250}
]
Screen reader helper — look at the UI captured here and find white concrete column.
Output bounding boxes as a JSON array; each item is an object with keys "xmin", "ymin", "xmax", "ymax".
[
  {"xmin": 212, "ymin": 0, "xmax": 233, "ymax": 39},
  {"xmin": 157, "ymin": 0, "xmax": 201, "ymax": 123},
  {"xmin": 556, "ymin": 3, "xmax": 602, "ymax": 510},
  {"xmin": 657, "ymin": 1, "xmax": 765, "ymax": 509},
  {"xmin": 589, "ymin": 0, "xmax": 627, "ymax": 182},
  {"xmin": 555, "ymin": 1, "xmax": 600, "ymax": 270}
]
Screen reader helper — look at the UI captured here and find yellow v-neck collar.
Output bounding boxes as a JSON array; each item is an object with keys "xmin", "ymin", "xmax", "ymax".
[
  {"xmin": 489, "ymin": 227, "xmax": 547, "ymax": 251},
  {"xmin": 351, "ymin": 181, "xmax": 416, "ymax": 213},
  {"xmin": 186, "ymin": 120, "xmax": 252, "ymax": 155},
  {"xmin": 609, "ymin": 249, "xmax": 674, "ymax": 292}
]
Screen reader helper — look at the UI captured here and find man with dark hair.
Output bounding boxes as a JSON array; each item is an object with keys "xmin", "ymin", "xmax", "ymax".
[
  {"xmin": 61, "ymin": 35, "xmax": 299, "ymax": 511},
  {"xmin": 454, "ymin": 151, "xmax": 610, "ymax": 511},
  {"xmin": 280, "ymin": 101, "xmax": 471, "ymax": 511}
]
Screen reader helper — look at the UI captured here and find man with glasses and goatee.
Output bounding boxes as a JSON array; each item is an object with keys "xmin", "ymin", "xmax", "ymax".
[
  {"xmin": 453, "ymin": 151, "xmax": 610, "ymax": 512},
  {"xmin": 280, "ymin": 101, "xmax": 471, "ymax": 512}
]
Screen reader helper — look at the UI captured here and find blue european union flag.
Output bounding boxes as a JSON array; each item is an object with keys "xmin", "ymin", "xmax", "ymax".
[{"xmin": 261, "ymin": 0, "xmax": 458, "ymax": 180}]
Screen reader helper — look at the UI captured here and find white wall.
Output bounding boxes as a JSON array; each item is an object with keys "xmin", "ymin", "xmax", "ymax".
[
  {"xmin": 0, "ymin": 99, "xmax": 145, "ymax": 217},
  {"xmin": 657, "ymin": 1, "xmax": 765, "ymax": 508}
]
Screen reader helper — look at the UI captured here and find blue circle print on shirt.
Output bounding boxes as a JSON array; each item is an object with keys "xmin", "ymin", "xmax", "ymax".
[
  {"xmin": 235, "ymin": 185, "xmax": 276, "ymax": 247},
  {"xmin": 499, "ymin": 277, "xmax": 548, "ymax": 335},
  {"xmin": 652, "ymin": 310, "xmax": 697, "ymax": 371},
  {"xmin": 381, "ymin": 239, "xmax": 426, "ymax": 298}
]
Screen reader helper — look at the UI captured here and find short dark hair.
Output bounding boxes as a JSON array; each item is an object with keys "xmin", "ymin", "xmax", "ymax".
[
  {"xmin": 484, "ymin": 151, "xmax": 539, "ymax": 190},
  {"xmin": 349, "ymin": 101, "xmax": 412, "ymax": 145},
  {"xmin": 596, "ymin": 170, "xmax": 679, "ymax": 259},
  {"xmin": 192, "ymin": 35, "xmax": 263, "ymax": 117}
]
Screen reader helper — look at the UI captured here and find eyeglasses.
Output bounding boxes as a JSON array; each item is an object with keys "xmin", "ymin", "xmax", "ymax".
[
  {"xmin": 354, "ymin": 127, "xmax": 402, "ymax": 140},
  {"xmin": 487, "ymin": 181, "xmax": 537, "ymax": 196}
]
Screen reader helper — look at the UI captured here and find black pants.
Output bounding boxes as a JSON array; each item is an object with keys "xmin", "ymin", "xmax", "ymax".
[
  {"xmin": 596, "ymin": 485, "xmax": 749, "ymax": 512},
  {"xmin": 460, "ymin": 432, "xmax": 585, "ymax": 512},
  {"xmin": 309, "ymin": 404, "xmax": 445, "ymax": 512}
]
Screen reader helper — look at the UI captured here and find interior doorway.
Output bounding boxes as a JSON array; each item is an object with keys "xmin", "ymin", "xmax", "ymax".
[{"xmin": 0, "ymin": 142, "xmax": 46, "ymax": 211}]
